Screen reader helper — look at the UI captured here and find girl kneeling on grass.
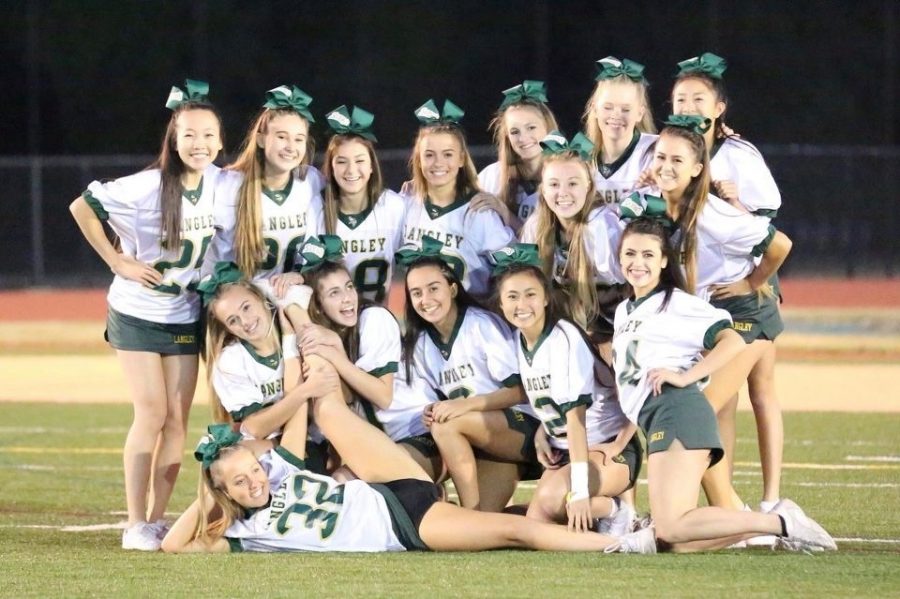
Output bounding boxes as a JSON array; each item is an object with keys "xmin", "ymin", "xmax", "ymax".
[
  {"xmin": 491, "ymin": 244, "xmax": 641, "ymax": 534},
  {"xmin": 605, "ymin": 218, "xmax": 835, "ymax": 554},
  {"xmin": 161, "ymin": 365, "xmax": 626, "ymax": 553}
]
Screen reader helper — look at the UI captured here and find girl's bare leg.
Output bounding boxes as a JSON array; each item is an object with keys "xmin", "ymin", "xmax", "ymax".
[{"xmin": 748, "ymin": 343, "xmax": 782, "ymax": 503}]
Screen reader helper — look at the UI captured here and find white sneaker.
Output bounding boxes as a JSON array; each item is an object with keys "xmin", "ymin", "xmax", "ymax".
[
  {"xmin": 759, "ymin": 500, "xmax": 779, "ymax": 513},
  {"xmin": 122, "ymin": 522, "xmax": 162, "ymax": 551},
  {"xmin": 597, "ymin": 501, "xmax": 636, "ymax": 537},
  {"xmin": 772, "ymin": 499, "xmax": 837, "ymax": 552},
  {"xmin": 148, "ymin": 519, "xmax": 170, "ymax": 541},
  {"xmin": 603, "ymin": 526, "xmax": 657, "ymax": 554},
  {"xmin": 740, "ymin": 503, "xmax": 777, "ymax": 547}
]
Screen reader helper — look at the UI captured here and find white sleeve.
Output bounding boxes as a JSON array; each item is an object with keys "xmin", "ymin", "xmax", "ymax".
[
  {"xmin": 587, "ymin": 207, "xmax": 625, "ymax": 284},
  {"xmin": 476, "ymin": 312, "xmax": 520, "ymax": 387},
  {"xmin": 467, "ymin": 208, "xmax": 516, "ymax": 255},
  {"xmin": 550, "ymin": 324, "xmax": 595, "ymax": 410},
  {"xmin": 519, "ymin": 214, "xmax": 539, "ymax": 243},
  {"xmin": 727, "ymin": 142, "xmax": 782, "ymax": 214},
  {"xmin": 82, "ymin": 171, "xmax": 159, "ymax": 244},
  {"xmin": 676, "ymin": 292, "xmax": 734, "ymax": 349},
  {"xmin": 212, "ymin": 351, "xmax": 270, "ymax": 421},
  {"xmin": 704, "ymin": 199, "xmax": 776, "ymax": 258},
  {"xmin": 477, "ymin": 162, "xmax": 502, "ymax": 194},
  {"xmin": 355, "ymin": 307, "xmax": 401, "ymax": 376}
]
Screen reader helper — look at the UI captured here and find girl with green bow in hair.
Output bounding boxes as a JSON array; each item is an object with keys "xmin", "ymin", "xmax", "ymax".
[
  {"xmin": 69, "ymin": 79, "xmax": 223, "ymax": 551},
  {"xmin": 397, "ymin": 237, "xmax": 542, "ymax": 512},
  {"xmin": 491, "ymin": 244, "xmax": 642, "ymax": 536},
  {"xmin": 290, "ymin": 235, "xmax": 441, "ymax": 481},
  {"xmin": 671, "ymin": 53, "xmax": 785, "ymax": 517},
  {"xmin": 582, "ymin": 56, "xmax": 658, "ymax": 205},
  {"xmin": 633, "ymin": 115, "xmax": 792, "ymax": 521},
  {"xmin": 402, "ymin": 99, "xmax": 516, "ymax": 298},
  {"xmin": 212, "ymin": 84, "xmax": 324, "ymax": 298},
  {"xmin": 605, "ymin": 217, "xmax": 834, "ymax": 554},
  {"xmin": 520, "ymin": 131, "xmax": 626, "ymax": 363},
  {"xmin": 477, "ymin": 80, "xmax": 560, "ymax": 232},
  {"xmin": 319, "ymin": 105, "xmax": 409, "ymax": 304},
  {"xmin": 162, "ymin": 379, "xmax": 632, "ymax": 554},
  {"xmin": 201, "ymin": 261, "xmax": 340, "ymax": 474}
]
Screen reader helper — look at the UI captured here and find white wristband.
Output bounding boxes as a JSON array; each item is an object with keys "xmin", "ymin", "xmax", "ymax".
[
  {"xmin": 568, "ymin": 461, "xmax": 590, "ymax": 502},
  {"xmin": 281, "ymin": 334, "xmax": 299, "ymax": 360}
]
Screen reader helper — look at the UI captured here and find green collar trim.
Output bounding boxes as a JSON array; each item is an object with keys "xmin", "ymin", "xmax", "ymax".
[
  {"xmin": 262, "ymin": 176, "xmax": 294, "ymax": 206},
  {"xmin": 338, "ymin": 202, "xmax": 374, "ymax": 230},
  {"xmin": 425, "ymin": 305, "xmax": 467, "ymax": 360},
  {"xmin": 626, "ymin": 285, "xmax": 664, "ymax": 314},
  {"xmin": 424, "ymin": 192, "xmax": 471, "ymax": 219},
  {"xmin": 183, "ymin": 177, "xmax": 204, "ymax": 205},
  {"xmin": 239, "ymin": 339, "xmax": 280, "ymax": 369},
  {"xmin": 520, "ymin": 318, "xmax": 555, "ymax": 366},
  {"xmin": 598, "ymin": 130, "xmax": 640, "ymax": 179}
]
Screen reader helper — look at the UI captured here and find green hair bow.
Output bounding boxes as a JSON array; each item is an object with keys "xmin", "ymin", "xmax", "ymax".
[
  {"xmin": 196, "ymin": 262, "xmax": 244, "ymax": 306},
  {"xmin": 499, "ymin": 80, "xmax": 548, "ymax": 110},
  {"xmin": 595, "ymin": 56, "xmax": 646, "ymax": 82},
  {"xmin": 195, "ymin": 423, "xmax": 242, "ymax": 470},
  {"xmin": 676, "ymin": 52, "xmax": 727, "ymax": 79},
  {"xmin": 414, "ymin": 99, "xmax": 464, "ymax": 126},
  {"xmin": 619, "ymin": 192, "xmax": 675, "ymax": 231},
  {"xmin": 490, "ymin": 244, "xmax": 542, "ymax": 276},
  {"xmin": 394, "ymin": 236, "xmax": 464, "ymax": 280},
  {"xmin": 264, "ymin": 85, "xmax": 316, "ymax": 123},
  {"xmin": 539, "ymin": 130, "xmax": 595, "ymax": 161},
  {"xmin": 663, "ymin": 114, "xmax": 713, "ymax": 135},
  {"xmin": 298, "ymin": 235, "xmax": 345, "ymax": 274},
  {"xmin": 165, "ymin": 79, "xmax": 210, "ymax": 110},
  {"xmin": 326, "ymin": 105, "xmax": 377, "ymax": 142}
]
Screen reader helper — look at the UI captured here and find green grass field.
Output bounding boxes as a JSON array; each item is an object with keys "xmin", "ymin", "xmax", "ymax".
[{"xmin": 2, "ymin": 404, "xmax": 898, "ymax": 597}]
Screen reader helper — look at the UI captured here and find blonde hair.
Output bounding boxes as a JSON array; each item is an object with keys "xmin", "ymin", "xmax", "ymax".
[
  {"xmin": 408, "ymin": 124, "xmax": 480, "ymax": 201},
  {"xmin": 488, "ymin": 102, "xmax": 559, "ymax": 217},
  {"xmin": 321, "ymin": 134, "xmax": 384, "ymax": 234},
  {"xmin": 228, "ymin": 108, "xmax": 315, "ymax": 279},
  {"xmin": 534, "ymin": 153, "xmax": 601, "ymax": 328},
  {"xmin": 204, "ymin": 280, "xmax": 275, "ymax": 424},
  {"xmin": 194, "ymin": 446, "xmax": 251, "ymax": 544},
  {"xmin": 582, "ymin": 77, "xmax": 656, "ymax": 167}
]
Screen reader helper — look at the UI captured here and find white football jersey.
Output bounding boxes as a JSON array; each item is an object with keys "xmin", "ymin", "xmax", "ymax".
[
  {"xmin": 478, "ymin": 161, "xmax": 540, "ymax": 222},
  {"xmin": 211, "ymin": 166, "xmax": 325, "ymax": 281},
  {"xmin": 520, "ymin": 205, "xmax": 625, "ymax": 286},
  {"xmin": 413, "ymin": 306, "xmax": 533, "ymax": 416},
  {"xmin": 593, "ymin": 132, "xmax": 658, "ymax": 205},
  {"xmin": 518, "ymin": 319, "xmax": 628, "ymax": 449},
  {"xmin": 212, "ymin": 339, "xmax": 283, "ymax": 434},
  {"xmin": 83, "ymin": 164, "xmax": 219, "ymax": 324},
  {"xmin": 695, "ymin": 195, "xmax": 776, "ymax": 300},
  {"xmin": 225, "ymin": 448, "xmax": 404, "ymax": 553},
  {"xmin": 402, "ymin": 194, "xmax": 515, "ymax": 297},
  {"xmin": 612, "ymin": 288, "xmax": 732, "ymax": 423},
  {"xmin": 334, "ymin": 190, "xmax": 409, "ymax": 303},
  {"xmin": 710, "ymin": 138, "xmax": 781, "ymax": 216}
]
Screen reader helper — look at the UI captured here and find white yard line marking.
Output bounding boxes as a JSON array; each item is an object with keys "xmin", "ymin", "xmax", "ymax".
[
  {"xmin": 845, "ymin": 455, "xmax": 900, "ymax": 463},
  {"xmin": 794, "ymin": 482, "xmax": 900, "ymax": 489}
]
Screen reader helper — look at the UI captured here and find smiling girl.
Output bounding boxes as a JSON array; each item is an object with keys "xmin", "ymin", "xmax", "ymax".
[
  {"xmin": 583, "ymin": 56, "xmax": 658, "ymax": 205},
  {"xmin": 402, "ymin": 99, "xmax": 515, "ymax": 297},
  {"xmin": 69, "ymin": 80, "xmax": 222, "ymax": 550},
  {"xmin": 492, "ymin": 244, "xmax": 641, "ymax": 535},
  {"xmin": 396, "ymin": 238, "xmax": 540, "ymax": 511},
  {"xmin": 477, "ymin": 80, "xmax": 560, "ymax": 231},
  {"xmin": 320, "ymin": 105, "xmax": 408, "ymax": 303}
]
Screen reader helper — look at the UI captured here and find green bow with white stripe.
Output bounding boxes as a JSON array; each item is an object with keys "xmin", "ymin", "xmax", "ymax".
[
  {"xmin": 395, "ymin": 235, "xmax": 464, "ymax": 280},
  {"xmin": 663, "ymin": 114, "xmax": 713, "ymax": 136},
  {"xmin": 326, "ymin": 105, "xmax": 377, "ymax": 142},
  {"xmin": 194, "ymin": 423, "xmax": 242, "ymax": 470},
  {"xmin": 264, "ymin": 85, "xmax": 315, "ymax": 123},
  {"xmin": 490, "ymin": 243, "xmax": 542, "ymax": 276},
  {"xmin": 165, "ymin": 79, "xmax": 210, "ymax": 110},
  {"xmin": 499, "ymin": 80, "xmax": 548, "ymax": 109},
  {"xmin": 299, "ymin": 235, "xmax": 345, "ymax": 274},
  {"xmin": 595, "ymin": 56, "xmax": 645, "ymax": 82},
  {"xmin": 196, "ymin": 261, "xmax": 244, "ymax": 306},
  {"xmin": 540, "ymin": 130, "xmax": 595, "ymax": 161},
  {"xmin": 414, "ymin": 99, "xmax": 464, "ymax": 126},
  {"xmin": 676, "ymin": 53, "xmax": 727, "ymax": 79}
]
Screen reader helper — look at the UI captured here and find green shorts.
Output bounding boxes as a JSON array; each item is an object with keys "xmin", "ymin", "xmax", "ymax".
[
  {"xmin": 503, "ymin": 407, "xmax": 541, "ymax": 466},
  {"xmin": 555, "ymin": 432, "xmax": 643, "ymax": 489},
  {"xmin": 711, "ymin": 291, "xmax": 783, "ymax": 342},
  {"xmin": 105, "ymin": 307, "xmax": 201, "ymax": 354},
  {"xmin": 398, "ymin": 433, "xmax": 440, "ymax": 460},
  {"xmin": 637, "ymin": 385, "xmax": 724, "ymax": 467}
]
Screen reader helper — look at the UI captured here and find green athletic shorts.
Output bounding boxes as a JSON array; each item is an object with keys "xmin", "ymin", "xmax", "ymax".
[
  {"xmin": 637, "ymin": 384, "xmax": 724, "ymax": 467},
  {"xmin": 711, "ymin": 291, "xmax": 783, "ymax": 342},
  {"xmin": 105, "ymin": 307, "xmax": 200, "ymax": 354}
]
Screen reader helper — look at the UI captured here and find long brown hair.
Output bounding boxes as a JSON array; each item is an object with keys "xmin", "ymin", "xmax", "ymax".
[
  {"xmin": 408, "ymin": 124, "xmax": 480, "ymax": 201},
  {"xmin": 195, "ymin": 446, "xmax": 251, "ymax": 544},
  {"xmin": 150, "ymin": 102, "xmax": 223, "ymax": 252},
  {"xmin": 321, "ymin": 134, "xmax": 384, "ymax": 234},
  {"xmin": 228, "ymin": 108, "xmax": 315, "ymax": 279},
  {"xmin": 582, "ymin": 77, "xmax": 656, "ymax": 167},
  {"xmin": 487, "ymin": 102, "xmax": 559, "ymax": 216},
  {"xmin": 533, "ymin": 153, "xmax": 601, "ymax": 328}
]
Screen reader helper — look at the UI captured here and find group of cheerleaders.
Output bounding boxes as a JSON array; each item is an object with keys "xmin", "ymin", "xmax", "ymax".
[{"xmin": 70, "ymin": 52, "xmax": 837, "ymax": 555}]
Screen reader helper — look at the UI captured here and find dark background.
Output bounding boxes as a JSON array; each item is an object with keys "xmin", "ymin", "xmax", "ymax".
[{"xmin": 2, "ymin": 0, "xmax": 898, "ymax": 283}]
